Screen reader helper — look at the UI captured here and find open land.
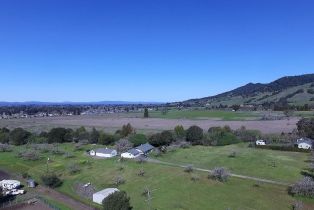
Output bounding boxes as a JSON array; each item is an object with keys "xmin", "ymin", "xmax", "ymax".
[
  {"xmin": 0, "ymin": 143, "xmax": 314, "ymax": 209},
  {"xmin": 0, "ymin": 111, "xmax": 302, "ymax": 134}
]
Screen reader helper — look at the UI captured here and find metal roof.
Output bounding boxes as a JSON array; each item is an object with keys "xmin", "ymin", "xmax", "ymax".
[
  {"xmin": 296, "ymin": 138, "xmax": 313, "ymax": 145},
  {"xmin": 127, "ymin": 148, "xmax": 141, "ymax": 156},
  {"xmin": 94, "ymin": 188, "xmax": 119, "ymax": 197},
  {"xmin": 95, "ymin": 148, "xmax": 116, "ymax": 154},
  {"xmin": 136, "ymin": 143, "xmax": 154, "ymax": 153}
]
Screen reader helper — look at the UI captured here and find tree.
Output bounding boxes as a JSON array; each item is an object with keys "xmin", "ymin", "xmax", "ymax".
[
  {"xmin": 102, "ymin": 191, "xmax": 132, "ymax": 210},
  {"xmin": 148, "ymin": 133, "xmax": 163, "ymax": 147},
  {"xmin": 74, "ymin": 126, "xmax": 89, "ymax": 141},
  {"xmin": 290, "ymin": 177, "xmax": 314, "ymax": 197},
  {"xmin": 9, "ymin": 128, "xmax": 31, "ymax": 145},
  {"xmin": 186, "ymin": 126, "xmax": 203, "ymax": 143},
  {"xmin": 99, "ymin": 133, "xmax": 116, "ymax": 145},
  {"xmin": 129, "ymin": 134, "xmax": 147, "ymax": 147},
  {"xmin": 47, "ymin": 128, "xmax": 70, "ymax": 143},
  {"xmin": 209, "ymin": 167, "xmax": 230, "ymax": 182},
  {"xmin": 144, "ymin": 108, "xmax": 149, "ymax": 118},
  {"xmin": 0, "ymin": 127, "xmax": 10, "ymax": 144},
  {"xmin": 174, "ymin": 125, "xmax": 185, "ymax": 139},
  {"xmin": 297, "ymin": 118, "xmax": 314, "ymax": 139},
  {"xmin": 41, "ymin": 173, "xmax": 62, "ymax": 188},
  {"xmin": 115, "ymin": 139, "xmax": 133, "ymax": 153},
  {"xmin": 231, "ymin": 104, "xmax": 241, "ymax": 111},
  {"xmin": 121, "ymin": 123, "xmax": 134, "ymax": 137},
  {"xmin": 90, "ymin": 127, "xmax": 100, "ymax": 143},
  {"xmin": 148, "ymin": 131, "xmax": 173, "ymax": 147},
  {"xmin": 160, "ymin": 130, "xmax": 174, "ymax": 145}
]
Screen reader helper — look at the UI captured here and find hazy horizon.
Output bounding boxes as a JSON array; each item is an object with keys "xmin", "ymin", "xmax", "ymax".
[{"xmin": 1, "ymin": 0, "xmax": 313, "ymax": 102}]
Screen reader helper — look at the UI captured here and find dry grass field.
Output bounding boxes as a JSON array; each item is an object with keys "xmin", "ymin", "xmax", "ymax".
[{"xmin": 0, "ymin": 114, "xmax": 299, "ymax": 134}]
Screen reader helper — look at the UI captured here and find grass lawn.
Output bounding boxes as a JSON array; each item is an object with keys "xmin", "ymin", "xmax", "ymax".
[
  {"xmin": 0, "ymin": 143, "xmax": 313, "ymax": 209},
  {"xmin": 148, "ymin": 110, "xmax": 257, "ymax": 120},
  {"xmin": 154, "ymin": 143, "xmax": 310, "ymax": 183}
]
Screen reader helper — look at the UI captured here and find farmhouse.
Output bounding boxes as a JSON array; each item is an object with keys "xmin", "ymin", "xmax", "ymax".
[
  {"xmin": 295, "ymin": 138, "xmax": 313, "ymax": 150},
  {"xmin": 0, "ymin": 180, "xmax": 21, "ymax": 190},
  {"xmin": 89, "ymin": 148, "xmax": 117, "ymax": 158},
  {"xmin": 121, "ymin": 148, "xmax": 141, "ymax": 159},
  {"xmin": 93, "ymin": 188, "xmax": 119, "ymax": 204},
  {"xmin": 136, "ymin": 143, "xmax": 154, "ymax": 154}
]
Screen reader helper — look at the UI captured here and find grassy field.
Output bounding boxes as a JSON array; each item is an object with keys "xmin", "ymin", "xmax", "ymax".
[
  {"xmin": 154, "ymin": 143, "xmax": 309, "ymax": 183},
  {"xmin": 0, "ymin": 143, "xmax": 313, "ymax": 209}
]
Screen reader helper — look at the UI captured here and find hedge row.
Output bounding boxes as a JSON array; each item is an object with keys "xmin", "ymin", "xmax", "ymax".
[{"xmin": 255, "ymin": 145, "xmax": 311, "ymax": 153}]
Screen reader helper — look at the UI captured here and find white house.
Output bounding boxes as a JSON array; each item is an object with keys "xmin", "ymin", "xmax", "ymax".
[
  {"xmin": 255, "ymin": 140, "xmax": 266, "ymax": 146},
  {"xmin": 0, "ymin": 180, "xmax": 21, "ymax": 190},
  {"xmin": 295, "ymin": 138, "xmax": 313, "ymax": 150},
  {"xmin": 121, "ymin": 148, "xmax": 142, "ymax": 159},
  {"xmin": 93, "ymin": 188, "xmax": 119, "ymax": 204},
  {"xmin": 89, "ymin": 148, "xmax": 117, "ymax": 158}
]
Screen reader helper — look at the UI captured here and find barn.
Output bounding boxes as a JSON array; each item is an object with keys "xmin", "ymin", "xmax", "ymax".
[{"xmin": 89, "ymin": 148, "xmax": 117, "ymax": 158}]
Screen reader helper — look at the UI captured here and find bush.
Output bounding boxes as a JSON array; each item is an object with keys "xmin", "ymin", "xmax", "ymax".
[
  {"xmin": 186, "ymin": 126, "xmax": 203, "ymax": 143},
  {"xmin": 184, "ymin": 165, "xmax": 194, "ymax": 173},
  {"xmin": 113, "ymin": 176, "xmax": 125, "ymax": 186},
  {"xmin": 129, "ymin": 134, "xmax": 147, "ymax": 147},
  {"xmin": 290, "ymin": 177, "xmax": 314, "ymax": 197},
  {"xmin": 102, "ymin": 191, "xmax": 132, "ymax": 210},
  {"xmin": 228, "ymin": 151, "xmax": 236, "ymax": 158},
  {"xmin": 209, "ymin": 167, "xmax": 230, "ymax": 182},
  {"xmin": 174, "ymin": 125, "xmax": 185, "ymax": 139},
  {"xmin": 67, "ymin": 163, "xmax": 81, "ymax": 174},
  {"xmin": 208, "ymin": 127, "xmax": 240, "ymax": 146},
  {"xmin": 190, "ymin": 174, "xmax": 200, "ymax": 182},
  {"xmin": 41, "ymin": 173, "xmax": 62, "ymax": 188}
]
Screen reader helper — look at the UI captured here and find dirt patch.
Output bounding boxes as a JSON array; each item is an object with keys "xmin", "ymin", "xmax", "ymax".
[
  {"xmin": 1, "ymin": 201, "xmax": 52, "ymax": 210},
  {"xmin": 0, "ymin": 170, "xmax": 10, "ymax": 180},
  {"xmin": 0, "ymin": 115, "xmax": 299, "ymax": 134}
]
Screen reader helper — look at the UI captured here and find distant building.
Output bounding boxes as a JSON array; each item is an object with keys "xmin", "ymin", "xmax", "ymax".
[
  {"xmin": 90, "ymin": 148, "xmax": 117, "ymax": 158},
  {"xmin": 255, "ymin": 140, "xmax": 266, "ymax": 146},
  {"xmin": 295, "ymin": 138, "xmax": 313, "ymax": 149},
  {"xmin": 93, "ymin": 188, "xmax": 119, "ymax": 204}
]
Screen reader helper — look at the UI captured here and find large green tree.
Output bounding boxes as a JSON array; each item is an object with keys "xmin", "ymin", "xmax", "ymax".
[
  {"xmin": 144, "ymin": 108, "xmax": 149, "ymax": 118},
  {"xmin": 9, "ymin": 128, "xmax": 31, "ymax": 145},
  {"xmin": 186, "ymin": 125, "xmax": 203, "ymax": 143},
  {"xmin": 102, "ymin": 191, "xmax": 132, "ymax": 210}
]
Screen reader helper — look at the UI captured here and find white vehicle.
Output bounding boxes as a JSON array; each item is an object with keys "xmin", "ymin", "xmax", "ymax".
[
  {"xmin": 10, "ymin": 189, "xmax": 25, "ymax": 195},
  {"xmin": 0, "ymin": 180, "xmax": 21, "ymax": 190},
  {"xmin": 256, "ymin": 140, "xmax": 266, "ymax": 146}
]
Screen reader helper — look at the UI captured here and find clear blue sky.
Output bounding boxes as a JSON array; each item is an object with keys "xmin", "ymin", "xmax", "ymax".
[{"xmin": 0, "ymin": 0, "xmax": 313, "ymax": 102}]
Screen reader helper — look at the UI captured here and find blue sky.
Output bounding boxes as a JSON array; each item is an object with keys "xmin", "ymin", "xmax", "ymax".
[{"xmin": 0, "ymin": 0, "xmax": 313, "ymax": 102}]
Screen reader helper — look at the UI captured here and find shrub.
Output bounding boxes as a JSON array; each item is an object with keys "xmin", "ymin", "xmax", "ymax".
[
  {"xmin": 228, "ymin": 151, "xmax": 237, "ymax": 158},
  {"xmin": 190, "ymin": 174, "xmax": 200, "ymax": 182},
  {"xmin": 174, "ymin": 125, "xmax": 185, "ymax": 139},
  {"xmin": 102, "ymin": 191, "xmax": 132, "ymax": 210},
  {"xmin": 186, "ymin": 126, "xmax": 203, "ymax": 143},
  {"xmin": 137, "ymin": 169, "xmax": 145, "ymax": 177},
  {"xmin": 184, "ymin": 165, "xmax": 194, "ymax": 173},
  {"xmin": 208, "ymin": 127, "xmax": 240, "ymax": 146},
  {"xmin": 41, "ymin": 173, "xmax": 62, "ymax": 188},
  {"xmin": 113, "ymin": 176, "xmax": 125, "ymax": 186},
  {"xmin": 22, "ymin": 172, "xmax": 30, "ymax": 179},
  {"xmin": 160, "ymin": 130, "xmax": 174, "ymax": 145},
  {"xmin": 129, "ymin": 134, "xmax": 147, "ymax": 147},
  {"xmin": 255, "ymin": 145, "xmax": 310, "ymax": 153},
  {"xmin": 121, "ymin": 123, "xmax": 134, "ymax": 137},
  {"xmin": 209, "ymin": 167, "xmax": 230, "ymax": 182},
  {"xmin": 290, "ymin": 177, "xmax": 314, "ymax": 197},
  {"xmin": 234, "ymin": 126, "xmax": 261, "ymax": 142},
  {"xmin": 67, "ymin": 163, "xmax": 81, "ymax": 174}
]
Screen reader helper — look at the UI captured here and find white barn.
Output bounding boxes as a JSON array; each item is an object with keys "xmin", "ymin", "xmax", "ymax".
[
  {"xmin": 93, "ymin": 188, "xmax": 119, "ymax": 204},
  {"xmin": 90, "ymin": 148, "xmax": 117, "ymax": 158}
]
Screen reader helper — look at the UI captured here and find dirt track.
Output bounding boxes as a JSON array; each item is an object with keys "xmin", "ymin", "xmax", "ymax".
[{"xmin": 0, "ymin": 115, "xmax": 299, "ymax": 134}]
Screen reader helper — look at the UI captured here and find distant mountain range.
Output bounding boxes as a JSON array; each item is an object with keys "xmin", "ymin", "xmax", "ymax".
[
  {"xmin": 0, "ymin": 101, "xmax": 163, "ymax": 106},
  {"xmin": 176, "ymin": 74, "xmax": 314, "ymax": 107}
]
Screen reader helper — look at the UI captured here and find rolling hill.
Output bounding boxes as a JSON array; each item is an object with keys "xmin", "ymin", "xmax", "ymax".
[{"xmin": 177, "ymin": 74, "xmax": 314, "ymax": 107}]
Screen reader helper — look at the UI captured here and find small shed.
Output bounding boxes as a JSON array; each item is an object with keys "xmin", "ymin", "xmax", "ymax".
[
  {"xmin": 89, "ymin": 148, "xmax": 117, "ymax": 158},
  {"xmin": 93, "ymin": 188, "xmax": 119, "ymax": 204},
  {"xmin": 27, "ymin": 179, "xmax": 36, "ymax": 188}
]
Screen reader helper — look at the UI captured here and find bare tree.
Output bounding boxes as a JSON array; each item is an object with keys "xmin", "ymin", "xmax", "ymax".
[
  {"xmin": 115, "ymin": 139, "xmax": 133, "ymax": 153},
  {"xmin": 209, "ymin": 167, "xmax": 230, "ymax": 182},
  {"xmin": 290, "ymin": 177, "xmax": 314, "ymax": 197}
]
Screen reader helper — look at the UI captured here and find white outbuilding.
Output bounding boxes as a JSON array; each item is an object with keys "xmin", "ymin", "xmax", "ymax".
[
  {"xmin": 121, "ymin": 148, "xmax": 142, "ymax": 159},
  {"xmin": 89, "ymin": 148, "xmax": 117, "ymax": 158},
  {"xmin": 255, "ymin": 140, "xmax": 266, "ymax": 146},
  {"xmin": 0, "ymin": 180, "xmax": 21, "ymax": 190},
  {"xmin": 93, "ymin": 188, "xmax": 119, "ymax": 204}
]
